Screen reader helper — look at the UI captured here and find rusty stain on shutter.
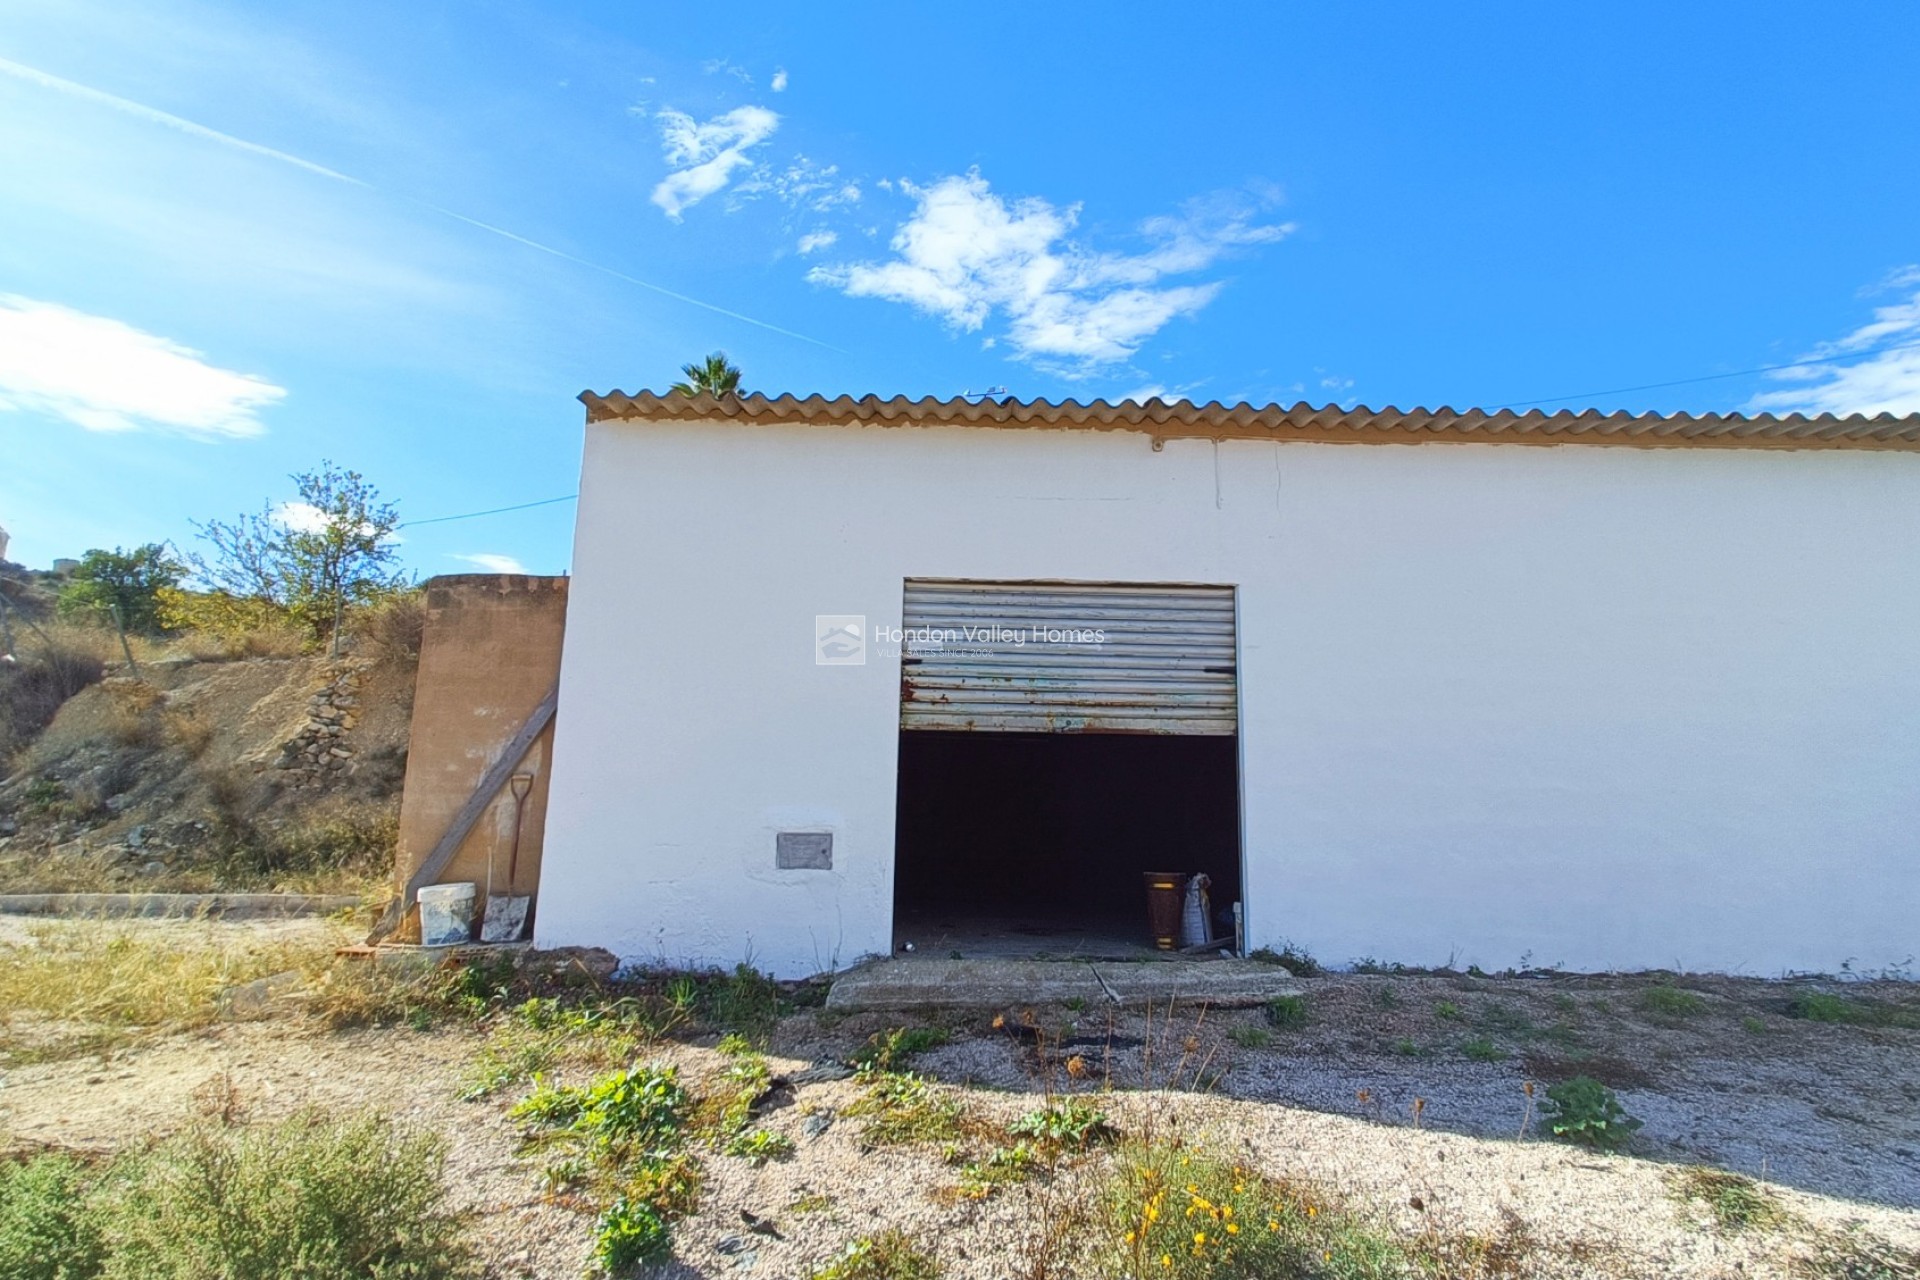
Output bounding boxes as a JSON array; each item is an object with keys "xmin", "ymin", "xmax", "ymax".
[{"xmin": 898, "ymin": 580, "xmax": 1237, "ymax": 736}]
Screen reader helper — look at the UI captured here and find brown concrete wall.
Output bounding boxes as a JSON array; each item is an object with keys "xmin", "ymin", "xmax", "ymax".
[{"xmin": 394, "ymin": 575, "xmax": 568, "ymax": 932}]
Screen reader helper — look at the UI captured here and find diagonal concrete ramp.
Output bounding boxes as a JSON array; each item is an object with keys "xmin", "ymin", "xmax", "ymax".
[{"xmin": 824, "ymin": 957, "xmax": 1299, "ymax": 1011}]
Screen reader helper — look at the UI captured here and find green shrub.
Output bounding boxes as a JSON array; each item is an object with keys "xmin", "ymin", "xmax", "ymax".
[
  {"xmin": 1263, "ymin": 995, "xmax": 1308, "ymax": 1030},
  {"xmin": 1785, "ymin": 992, "xmax": 1919, "ymax": 1028},
  {"xmin": 0, "ymin": 1154, "xmax": 108, "ymax": 1280},
  {"xmin": 1542, "ymin": 1076, "xmax": 1642, "ymax": 1152},
  {"xmin": 56, "ymin": 545, "xmax": 184, "ymax": 635},
  {"xmin": 1433, "ymin": 1001, "xmax": 1464, "ymax": 1022},
  {"xmin": 1229, "ymin": 1025, "xmax": 1271, "ymax": 1049},
  {"xmin": 593, "ymin": 1195, "xmax": 670, "ymax": 1273},
  {"xmin": 1007, "ymin": 1098, "xmax": 1116, "ymax": 1148},
  {"xmin": 106, "ymin": 1111, "xmax": 470, "ymax": 1280}
]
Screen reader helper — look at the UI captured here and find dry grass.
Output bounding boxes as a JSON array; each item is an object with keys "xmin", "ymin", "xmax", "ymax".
[
  {"xmin": 0, "ymin": 843, "xmax": 385, "ymax": 896},
  {"xmin": 0, "ymin": 622, "xmax": 113, "ymax": 764},
  {"xmin": 0, "ymin": 918, "xmax": 345, "ymax": 1062},
  {"xmin": 351, "ymin": 590, "xmax": 426, "ymax": 666}
]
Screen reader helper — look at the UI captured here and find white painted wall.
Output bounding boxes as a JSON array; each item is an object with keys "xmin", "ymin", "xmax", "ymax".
[{"xmin": 538, "ymin": 419, "xmax": 1920, "ymax": 978}]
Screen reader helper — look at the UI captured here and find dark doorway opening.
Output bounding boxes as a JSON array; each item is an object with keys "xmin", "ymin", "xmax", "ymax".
[{"xmin": 892, "ymin": 730, "xmax": 1241, "ymax": 958}]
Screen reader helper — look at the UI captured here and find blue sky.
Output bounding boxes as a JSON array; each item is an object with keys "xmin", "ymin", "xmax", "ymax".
[{"xmin": 3, "ymin": 1, "xmax": 1919, "ymax": 576}]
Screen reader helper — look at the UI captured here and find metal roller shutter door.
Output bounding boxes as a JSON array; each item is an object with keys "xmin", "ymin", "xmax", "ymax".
[{"xmin": 898, "ymin": 580, "xmax": 1237, "ymax": 736}]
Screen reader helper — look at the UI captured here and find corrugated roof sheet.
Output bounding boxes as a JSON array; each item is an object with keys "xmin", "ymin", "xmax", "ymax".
[{"xmin": 580, "ymin": 390, "xmax": 1920, "ymax": 451}]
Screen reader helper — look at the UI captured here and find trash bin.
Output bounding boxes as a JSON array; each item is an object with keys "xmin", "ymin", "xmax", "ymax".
[
  {"xmin": 1141, "ymin": 872, "xmax": 1188, "ymax": 950},
  {"xmin": 417, "ymin": 882, "xmax": 477, "ymax": 947}
]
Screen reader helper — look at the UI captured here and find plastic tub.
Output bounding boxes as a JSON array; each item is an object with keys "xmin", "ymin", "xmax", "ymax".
[{"xmin": 417, "ymin": 882, "xmax": 477, "ymax": 947}]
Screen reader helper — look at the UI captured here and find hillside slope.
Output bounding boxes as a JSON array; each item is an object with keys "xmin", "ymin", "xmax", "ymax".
[{"xmin": 0, "ymin": 648, "xmax": 416, "ymax": 893}]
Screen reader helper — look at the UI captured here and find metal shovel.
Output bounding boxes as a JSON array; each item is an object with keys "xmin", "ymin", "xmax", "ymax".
[{"xmin": 480, "ymin": 772, "xmax": 536, "ymax": 943}]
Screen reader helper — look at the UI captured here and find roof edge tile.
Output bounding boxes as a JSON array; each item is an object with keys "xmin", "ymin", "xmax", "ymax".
[{"xmin": 575, "ymin": 391, "xmax": 1920, "ymax": 451}]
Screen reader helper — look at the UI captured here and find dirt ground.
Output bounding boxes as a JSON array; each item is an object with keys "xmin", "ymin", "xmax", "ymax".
[{"xmin": 2, "ymin": 919, "xmax": 1917, "ymax": 1279}]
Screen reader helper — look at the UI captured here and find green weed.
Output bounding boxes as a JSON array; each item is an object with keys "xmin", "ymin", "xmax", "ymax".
[
  {"xmin": 843, "ymin": 1074, "xmax": 968, "ymax": 1148},
  {"xmin": 1007, "ymin": 1098, "xmax": 1116, "ymax": 1148},
  {"xmin": 810, "ymin": 1230, "xmax": 941, "ymax": 1280},
  {"xmin": 1247, "ymin": 945, "xmax": 1321, "ymax": 977},
  {"xmin": 724, "ymin": 1129, "xmax": 795, "ymax": 1165},
  {"xmin": 593, "ymin": 1196, "xmax": 670, "ymax": 1273},
  {"xmin": 1101, "ymin": 1138, "xmax": 1415, "ymax": 1279},
  {"xmin": 1670, "ymin": 1167, "xmax": 1786, "ymax": 1234},
  {"xmin": 1229, "ymin": 1025, "xmax": 1272, "ymax": 1049},
  {"xmin": 1460, "ymin": 1037, "xmax": 1505, "ymax": 1062},
  {"xmin": 850, "ymin": 1027, "xmax": 949, "ymax": 1073},
  {"xmin": 1263, "ymin": 995, "xmax": 1308, "ymax": 1030},
  {"xmin": 1542, "ymin": 1076, "xmax": 1642, "ymax": 1152}
]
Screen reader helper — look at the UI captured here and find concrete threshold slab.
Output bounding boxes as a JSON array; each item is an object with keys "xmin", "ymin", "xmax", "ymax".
[
  {"xmin": 825, "ymin": 957, "xmax": 1299, "ymax": 1012},
  {"xmin": 0, "ymin": 893, "xmax": 364, "ymax": 920}
]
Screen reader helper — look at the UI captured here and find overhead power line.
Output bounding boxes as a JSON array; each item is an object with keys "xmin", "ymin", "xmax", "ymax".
[
  {"xmin": 398, "ymin": 494, "xmax": 578, "ymax": 529},
  {"xmin": 1496, "ymin": 338, "xmax": 1920, "ymax": 411}
]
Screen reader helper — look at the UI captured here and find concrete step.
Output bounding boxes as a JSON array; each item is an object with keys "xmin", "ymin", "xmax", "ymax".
[{"xmin": 825, "ymin": 956, "xmax": 1299, "ymax": 1011}]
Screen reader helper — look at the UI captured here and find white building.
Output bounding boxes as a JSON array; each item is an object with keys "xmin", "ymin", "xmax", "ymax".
[{"xmin": 536, "ymin": 393, "xmax": 1920, "ymax": 978}]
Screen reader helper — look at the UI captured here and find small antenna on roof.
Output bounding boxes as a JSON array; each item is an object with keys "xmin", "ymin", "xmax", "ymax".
[{"xmin": 960, "ymin": 385, "xmax": 1010, "ymax": 403}]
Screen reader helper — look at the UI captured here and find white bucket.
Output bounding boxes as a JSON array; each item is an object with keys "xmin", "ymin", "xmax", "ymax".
[{"xmin": 417, "ymin": 882, "xmax": 476, "ymax": 947}]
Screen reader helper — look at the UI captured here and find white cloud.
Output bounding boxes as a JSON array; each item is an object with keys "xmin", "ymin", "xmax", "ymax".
[
  {"xmin": 272, "ymin": 501, "xmax": 330, "ymax": 533},
  {"xmin": 451, "ymin": 553, "xmax": 526, "ymax": 574},
  {"xmin": 1118, "ymin": 384, "xmax": 1194, "ymax": 405},
  {"xmin": 797, "ymin": 230, "xmax": 838, "ymax": 254},
  {"xmin": 771, "ymin": 68, "xmax": 789, "ymax": 92},
  {"xmin": 807, "ymin": 171, "xmax": 1291, "ymax": 371},
  {"xmin": 0, "ymin": 294, "xmax": 284, "ymax": 438},
  {"xmin": 1746, "ymin": 266, "xmax": 1920, "ymax": 417},
  {"xmin": 650, "ymin": 105, "xmax": 780, "ymax": 219},
  {"xmin": 273, "ymin": 501, "xmax": 401, "ymax": 543},
  {"xmin": 700, "ymin": 58, "xmax": 753, "ymax": 85},
  {"xmin": 733, "ymin": 155, "xmax": 859, "ymax": 214}
]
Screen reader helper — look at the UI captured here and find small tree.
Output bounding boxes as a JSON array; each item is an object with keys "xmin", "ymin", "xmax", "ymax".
[
  {"xmin": 56, "ymin": 544, "xmax": 186, "ymax": 634},
  {"xmin": 191, "ymin": 462, "xmax": 407, "ymax": 644},
  {"xmin": 670, "ymin": 351, "xmax": 743, "ymax": 398}
]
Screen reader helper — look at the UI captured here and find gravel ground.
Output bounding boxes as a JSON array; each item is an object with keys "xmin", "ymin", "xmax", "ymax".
[{"xmin": 2, "ymin": 945, "xmax": 1917, "ymax": 1278}]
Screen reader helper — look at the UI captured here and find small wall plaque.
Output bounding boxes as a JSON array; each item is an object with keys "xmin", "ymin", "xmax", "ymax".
[{"xmin": 776, "ymin": 831, "xmax": 833, "ymax": 870}]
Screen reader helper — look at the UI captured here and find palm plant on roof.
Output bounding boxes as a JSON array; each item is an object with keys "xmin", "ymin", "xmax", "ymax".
[{"xmin": 670, "ymin": 352, "xmax": 743, "ymax": 399}]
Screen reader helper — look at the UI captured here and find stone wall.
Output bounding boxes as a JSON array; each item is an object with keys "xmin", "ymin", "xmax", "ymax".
[{"xmin": 272, "ymin": 662, "xmax": 369, "ymax": 788}]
